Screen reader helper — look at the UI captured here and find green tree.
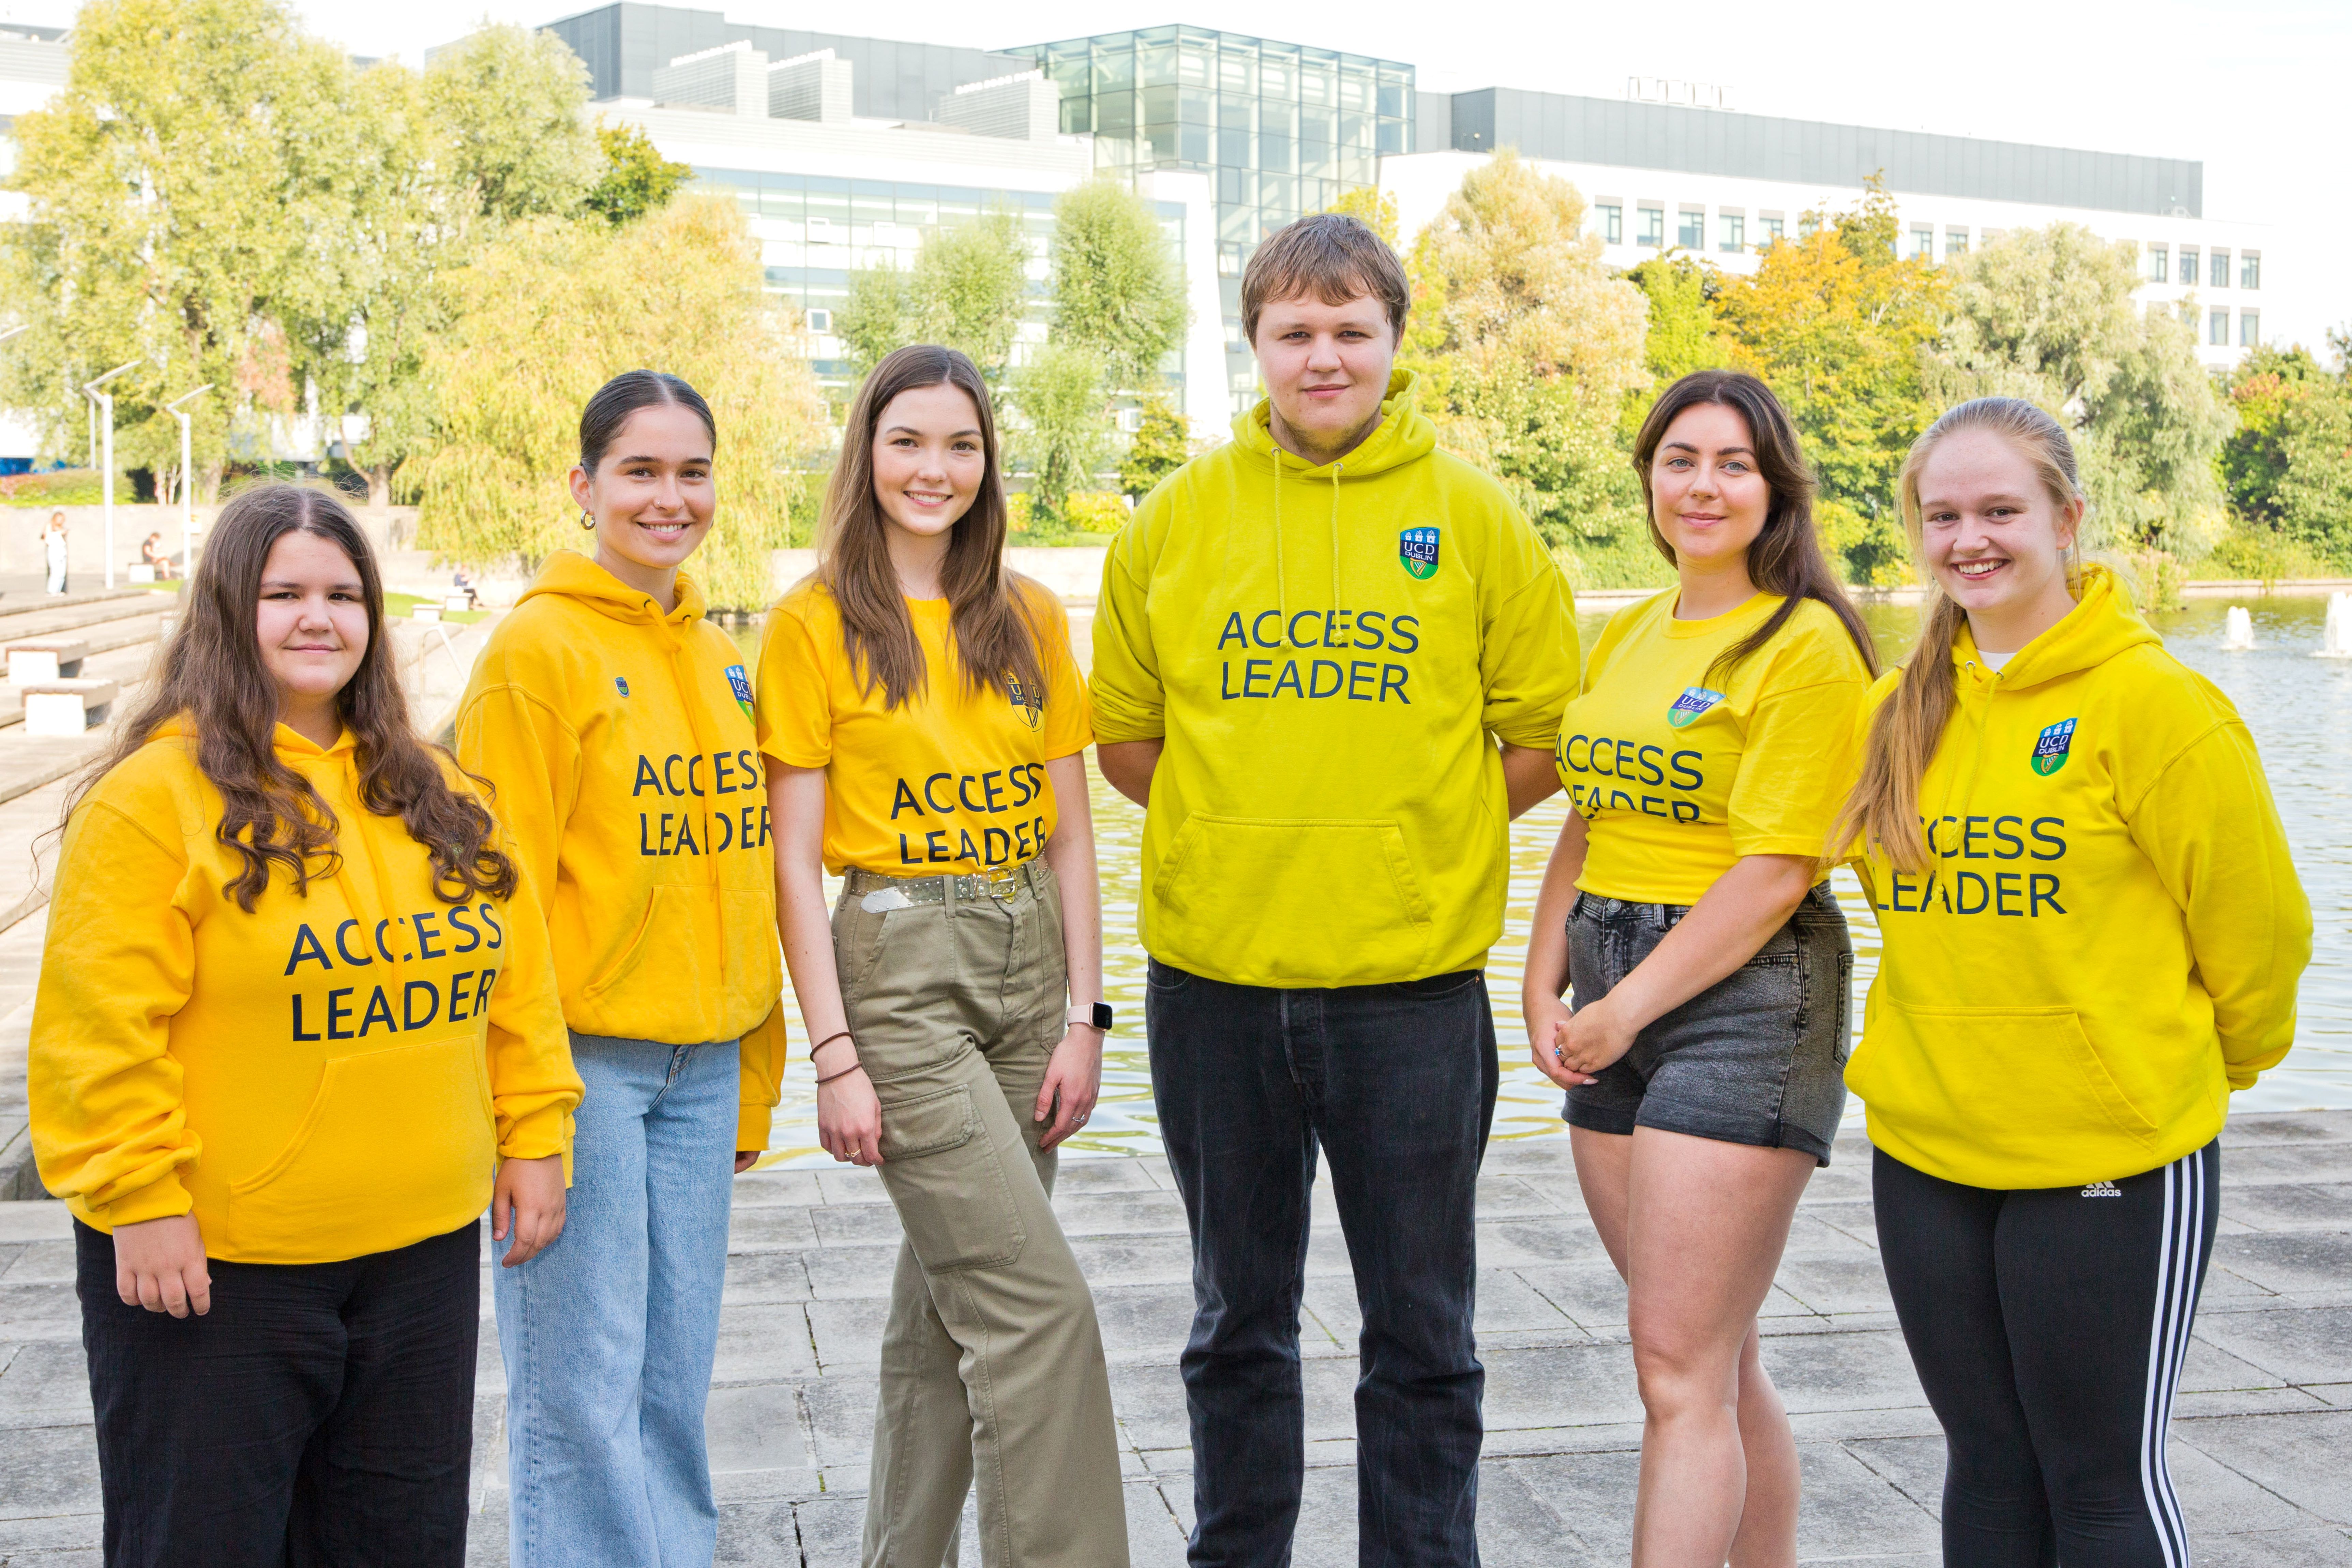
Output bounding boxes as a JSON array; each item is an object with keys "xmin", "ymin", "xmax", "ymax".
[
  {"xmin": 1010, "ymin": 343, "xmax": 1110, "ymax": 529},
  {"xmin": 1401, "ymin": 150, "xmax": 1651, "ymax": 560},
  {"xmin": 2272, "ymin": 377, "xmax": 2352, "ymax": 566},
  {"xmin": 2222, "ymin": 344, "xmax": 2333, "ymax": 527},
  {"xmin": 1048, "ymin": 179, "xmax": 1191, "ymax": 389},
  {"xmin": 411, "ymin": 197, "xmax": 828, "ymax": 608},
  {"xmin": 1717, "ymin": 179, "xmax": 1948, "ymax": 582},
  {"xmin": 1924, "ymin": 223, "xmax": 2232, "ymax": 557},
  {"xmin": 585, "ymin": 120, "xmax": 692, "ymax": 226},
  {"xmin": 1624, "ymin": 254, "xmax": 1736, "ymax": 385},
  {"xmin": 0, "ymin": 0, "xmax": 361, "ymax": 496},
  {"xmin": 836, "ymin": 261, "xmax": 916, "ymax": 379},
  {"xmin": 423, "ymin": 23, "xmax": 602, "ymax": 224},
  {"xmin": 1118, "ymin": 394, "xmax": 1192, "ymax": 499},
  {"xmin": 911, "ymin": 209, "xmax": 1033, "ymax": 379},
  {"xmin": 1323, "ymin": 184, "xmax": 1399, "ymax": 246},
  {"xmin": 837, "ymin": 209, "xmax": 1032, "ymax": 381}
]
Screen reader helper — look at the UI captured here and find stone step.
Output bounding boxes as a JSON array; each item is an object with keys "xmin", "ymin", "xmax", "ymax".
[{"xmin": 0, "ymin": 589, "xmax": 174, "ymax": 645}]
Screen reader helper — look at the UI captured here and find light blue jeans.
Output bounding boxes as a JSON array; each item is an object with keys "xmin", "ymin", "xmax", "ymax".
[{"xmin": 495, "ymin": 1032, "xmax": 739, "ymax": 1567}]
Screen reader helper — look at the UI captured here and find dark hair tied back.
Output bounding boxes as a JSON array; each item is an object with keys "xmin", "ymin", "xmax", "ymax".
[
  {"xmin": 579, "ymin": 370, "xmax": 717, "ymax": 475},
  {"xmin": 58, "ymin": 483, "xmax": 517, "ymax": 912}
]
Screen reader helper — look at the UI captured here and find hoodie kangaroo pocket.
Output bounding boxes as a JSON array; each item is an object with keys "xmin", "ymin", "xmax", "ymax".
[
  {"xmin": 229, "ymin": 1035, "xmax": 496, "ymax": 1258},
  {"xmin": 1153, "ymin": 815, "xmax": 1433, "ymax": 982},
  {"xmin": 1850, "ymin": 1001, "xmax": 2160, "ymax": 1168}
]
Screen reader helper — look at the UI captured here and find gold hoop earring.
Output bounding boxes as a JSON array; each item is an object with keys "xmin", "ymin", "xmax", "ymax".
[{"xmin": 578, "ymin": 509, "xmax": 596, "ymax": 532}]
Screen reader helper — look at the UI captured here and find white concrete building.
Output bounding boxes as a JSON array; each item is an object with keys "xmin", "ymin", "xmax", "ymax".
[{"xmin": 1384, "ymin": 87, "xmax": 2306, "ymax": 371}]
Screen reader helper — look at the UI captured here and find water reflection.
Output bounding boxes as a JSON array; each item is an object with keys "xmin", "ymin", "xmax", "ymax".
[{"xmin": 742, "ymin": 591, "xmax": 2352, "ymax": 1166}]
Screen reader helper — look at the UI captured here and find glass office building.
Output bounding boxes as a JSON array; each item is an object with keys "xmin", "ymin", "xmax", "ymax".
[{"xmin": 1020, "ymin": 27, "xmax": 1411, "ymax": 391}]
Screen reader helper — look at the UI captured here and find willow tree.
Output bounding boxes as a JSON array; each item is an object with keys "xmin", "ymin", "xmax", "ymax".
[
  {"xmin": 1403, "ymin": 150, "xmax": 1651, "ymax": 562},
  {"xmin": 411, "ymin": 197, "xmax": 827, "ymax": 609}
]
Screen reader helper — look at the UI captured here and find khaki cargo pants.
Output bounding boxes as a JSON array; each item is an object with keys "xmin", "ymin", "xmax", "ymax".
[{"xmin": 832, "ymin": 859, "xmax": 1129, "ymax": 1568}]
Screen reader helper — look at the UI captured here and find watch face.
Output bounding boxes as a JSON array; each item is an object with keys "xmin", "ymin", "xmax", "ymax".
[{"xmin": 1091, "ymin": 1003, "xmax": 1114, "ymax": 1031}]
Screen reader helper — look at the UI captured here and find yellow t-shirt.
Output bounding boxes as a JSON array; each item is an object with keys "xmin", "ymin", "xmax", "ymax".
[
  {"xmin": 1555, "ymin": 590, "xmax": 1869, "ymax": 905},
  {"xmin": 756, "ymin": 580, "xmax": 1092, "ymax": 876}
]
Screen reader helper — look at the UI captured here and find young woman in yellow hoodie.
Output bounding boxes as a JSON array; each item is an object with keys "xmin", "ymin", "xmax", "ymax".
[
  {"xmin": 456, "ymin": 371, "xmax": 785, "ymax": 1567},
  {"xmin": 1837, "ymin": 398, "xmax": 2310, "ymax": 1565},
  {"xmin": 29, "ymin": 483, "xmax": 580, "ymax": 1566}
]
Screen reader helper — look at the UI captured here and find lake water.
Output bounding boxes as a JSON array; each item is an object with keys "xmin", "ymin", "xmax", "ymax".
[{"xmin": 741, "ymin": 593, "xmax": 2352, "ymax": 1166}]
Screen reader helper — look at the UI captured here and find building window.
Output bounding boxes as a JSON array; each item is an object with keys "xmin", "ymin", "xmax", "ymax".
[
  {"xmin": 1719, "ymin": 213, "xmax": 1744, "ymax": 252},
  {"xmin": 1947, "ymin": 228, "xmax": 1969, "ymax": 258},
  {"xmin": 1759, "ymin": 214, "xmax": 1784, "ymax": 244},
  {"xmin": 2240, "ymin": 310, "xmax": 2260, "ymax": 347},
  {"xmin": 2209, "ymin": 307, "xmax": 2229, "ymax": 345},
  {"xmin": 804, "ymin": 307, "xmax": 831, "ymax": 334},
  {"xmin": 2209, "ymin": 249, "xmax": 2229, "ymax": 288},
  {"xmin": 2177, "ymin": 247, "xmax": 2197, "ymax": 285},
  {"xmin": 1638, "ymin": 206, "xmax": 1664, "ymax": 247},
  {"xmin": 1219, "ymin": 241, "xmax": 1245, "ymax": 276},
  {"xmin": 1595, "ymin": 203, "xmax": 1622, "ymax": 243},
  {"xmin": 1909, "ymin": 224, "xmax": 1932, "ymax": 261},
  {"xmin": 2240, "ymin": 250, "xmax": 2260, "ymax": 289},
  {"xmin": 2145, "ymin": 244, "xmax": 2167, "ymax": 284},
  {"xmin": 1678, "ymin": 208, "xmax": 1704, "ymax": 248}
]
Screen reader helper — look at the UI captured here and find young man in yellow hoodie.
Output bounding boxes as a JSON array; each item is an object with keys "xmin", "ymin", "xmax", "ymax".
[{"xmin": 1092, "ymin": 213, "xmax": 1580, "ymax": 1564}]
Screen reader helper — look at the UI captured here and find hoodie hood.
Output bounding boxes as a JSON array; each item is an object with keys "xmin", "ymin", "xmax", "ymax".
[
  {"xmin": 1231, "ymin": 369, "xmax": 1438, "ymax": 480},
  {"xmin": 1952, "ymin": 565, "xmax": 2157, "ymax": 692},
  {"xmin": 519, "ymin": 551, "xmax": 709, "ymax": 644}
]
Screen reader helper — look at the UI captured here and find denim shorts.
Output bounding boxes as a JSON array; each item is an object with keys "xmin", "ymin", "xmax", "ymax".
[{"xmin": 1562, "ymin": 883, "xmax": 1854, "ymax": 1165}]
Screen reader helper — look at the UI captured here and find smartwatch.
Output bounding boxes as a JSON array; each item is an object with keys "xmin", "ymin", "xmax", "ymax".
[{"xmin": 1066, "ymin": 1002, "xmax": 1114, "ymax": 1032}]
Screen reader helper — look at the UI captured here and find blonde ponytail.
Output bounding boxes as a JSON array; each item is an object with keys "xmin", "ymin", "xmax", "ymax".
[{"xmin": 1832, "ymin": 397, "xmax": 2086, "ymax": 873}]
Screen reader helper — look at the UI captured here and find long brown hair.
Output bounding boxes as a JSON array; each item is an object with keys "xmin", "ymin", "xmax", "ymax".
[
  {"xmin": 1633, "ymin": 370, "xmax": 1877, "ymax": 682},
  {"xmin": 60, "ymin": 483, "xmax": 517, "ymax": 911},
  {"xmin": 818, "ymin": 344, "xmax": 1046, "ymax": 709},
  {"xmin": 1832, "ymin": 397, "xmax": 2088, "ymax": 872}
]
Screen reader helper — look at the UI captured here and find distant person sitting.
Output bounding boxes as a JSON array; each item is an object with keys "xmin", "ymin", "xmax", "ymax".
[
  {"xmin": 450, "ymin": 565, "xmax": 479, "ymax": 611},
  {"xmin": 44, "ymin": 511, "xmax": 67, "ymax": 595},
  {"xmin": 140, "ymin": 532, "xmax": 177, "ymax": 582}
]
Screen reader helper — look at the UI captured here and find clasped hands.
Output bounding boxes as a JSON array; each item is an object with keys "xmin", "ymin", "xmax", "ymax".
[{"xmin": 1526, "ymin": 989, "xmax": 1640, "ymax": 1089}]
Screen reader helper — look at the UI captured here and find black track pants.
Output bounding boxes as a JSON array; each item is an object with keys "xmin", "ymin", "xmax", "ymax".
[{"xmin": 1873, "ymin": 1142, "xmax": 2218, "ymax": 1568}]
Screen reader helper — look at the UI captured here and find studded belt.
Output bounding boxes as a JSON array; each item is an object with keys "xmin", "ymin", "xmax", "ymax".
[{"xmin": 844, "ymin": 860, "xmax": 1047, "ymax": 910}]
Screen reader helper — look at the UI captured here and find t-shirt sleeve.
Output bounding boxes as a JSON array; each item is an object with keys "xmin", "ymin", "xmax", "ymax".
[
  {"xmin": 1037, "ymin": 597, "xmax": 1094, "ymax": 759},
  {"xmin": 1477, "ymin": 510, "xmax": 1581, "ymax": 750},
  {"xmin": 1727, "ymin": 671, "xmax": 1869, "ymax": 861},
  {"xmin": 754, "ymin": 605, "xmax": 833, "ymax": 770}
]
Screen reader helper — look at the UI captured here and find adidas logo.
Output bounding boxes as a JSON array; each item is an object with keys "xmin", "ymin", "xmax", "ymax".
[{"xmin": 2081, "ymin": 1180, "xmax": 2123, "ymax": 1198}]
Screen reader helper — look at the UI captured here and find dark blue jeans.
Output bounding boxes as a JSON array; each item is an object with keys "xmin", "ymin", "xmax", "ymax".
[{"xmin": 1147, "ymin": 959, "xmax": 1498, "ymax": 1568}]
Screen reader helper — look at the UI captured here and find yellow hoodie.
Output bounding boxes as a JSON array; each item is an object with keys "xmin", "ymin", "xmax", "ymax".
[
  {"xmin": 29, "ymin": 722, "xmax": 581, "ymax": 1264},
  {"xmin": 1845, "ymin": 567, "xmax": 2310, "ymax": 1189},
  {"xmin": 457, "ymin": 553, "xmax": 785, "ymax": 1149},
  {"xmin": 1091, "ymin": 372, "xmax": 1580, "ymax": 987}
]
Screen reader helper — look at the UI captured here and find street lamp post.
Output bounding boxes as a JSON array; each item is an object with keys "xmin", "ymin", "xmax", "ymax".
[
  {"xmin": 80, "ymin": 361, "xmax": 138, "ymax": 590},
  {"xmin": 163, "ymin": 385, "xmax": 212, "ymax": 574}
]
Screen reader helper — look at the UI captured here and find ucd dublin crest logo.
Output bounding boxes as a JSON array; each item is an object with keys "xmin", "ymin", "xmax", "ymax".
[
  {"xmin": 1006, "ymin": 677, "xmax": 1043, "ymax": 730},
  {"xmin": 1400, "ymin": 527, "xmax": 1440, "ymax": 579},
  {"xmin": 1667, "ymin": 687, "xmax": 1726, "ymax": 728},
  {"xmin": 724, "ymin": 664, "xmax": 754, "ymax": 720},
  {"xmin": 2031, "ymin": 717, "xmax": 2077, "ymax": 776}
]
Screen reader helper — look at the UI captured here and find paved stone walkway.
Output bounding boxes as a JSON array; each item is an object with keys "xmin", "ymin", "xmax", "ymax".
[{"xmin": 1, "ymin": 1110, "xmax": 2348, "ymax": 1565}]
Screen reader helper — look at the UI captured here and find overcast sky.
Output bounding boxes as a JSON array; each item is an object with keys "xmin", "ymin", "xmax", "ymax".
[{"xmin": 8, "ymin": 0, "xmax": 2346, "ymax": 344}]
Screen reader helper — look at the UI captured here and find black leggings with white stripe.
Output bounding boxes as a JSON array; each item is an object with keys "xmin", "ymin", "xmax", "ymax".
[{"xmin": 1874, "ymin": 1142, "xmax": 2217, "ymax": 1568}]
